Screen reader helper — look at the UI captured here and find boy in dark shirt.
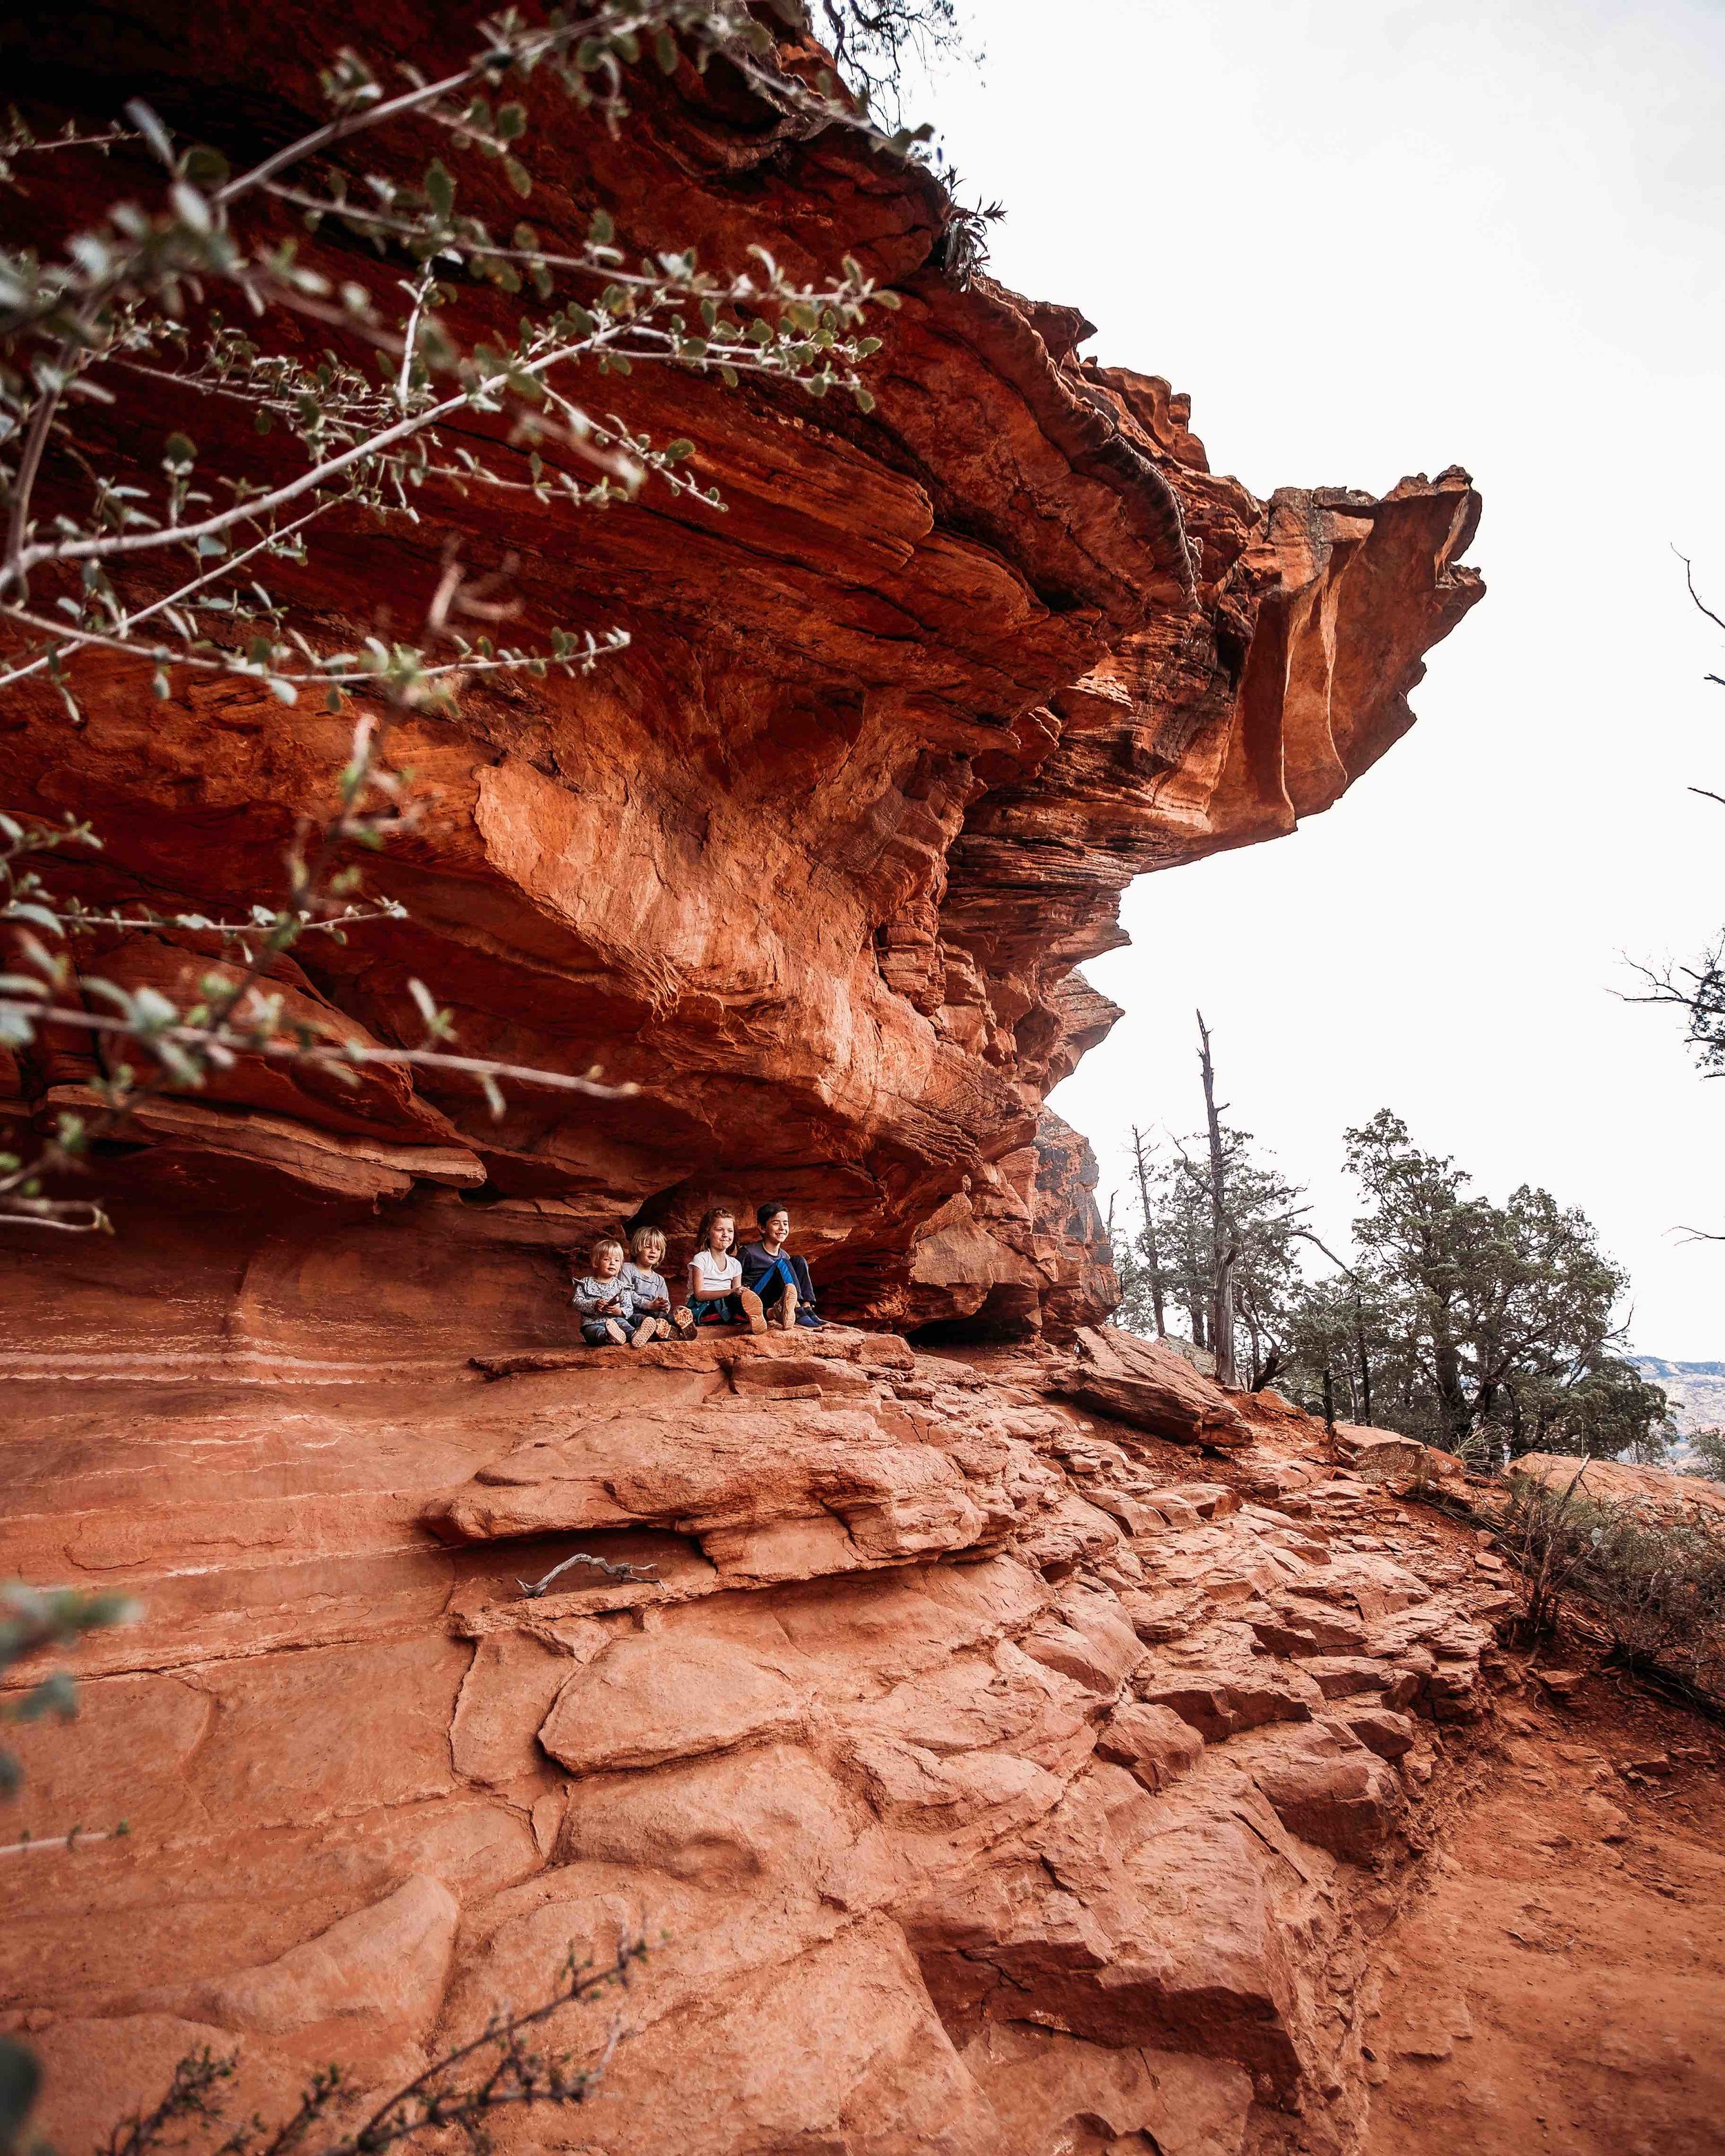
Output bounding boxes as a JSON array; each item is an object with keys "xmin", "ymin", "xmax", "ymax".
[{"xmin": 739, "ymin": 1202, "xmax": 824, "ymax": 1330}]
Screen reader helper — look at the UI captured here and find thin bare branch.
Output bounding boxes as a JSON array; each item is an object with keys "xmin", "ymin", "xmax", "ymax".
[
  {"xmin": 2, "ymin": 335, "xmax": 74, "ymax": 586},
  {"xmin": 0, "ymin": 507, "xmax": 327, "ymax": 691},
  {"xmin": 1, "ymin": 1002, "xmax": 638, "ymax": 1098},
  {"xmin": 1678, "ymin": 548, "xmax": 1725, "ymax": 639}
]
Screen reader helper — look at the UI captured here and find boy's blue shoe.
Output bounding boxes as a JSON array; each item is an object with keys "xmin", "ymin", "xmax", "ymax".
[{"xmin": 796, "ymin": 1309, "xmax": 826, "ymax": 1329}]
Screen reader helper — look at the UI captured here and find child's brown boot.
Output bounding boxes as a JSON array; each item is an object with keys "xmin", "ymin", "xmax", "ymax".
[{"xmin": 739, "ymin": 1287, "xmax": 767, "ymax": 1336}]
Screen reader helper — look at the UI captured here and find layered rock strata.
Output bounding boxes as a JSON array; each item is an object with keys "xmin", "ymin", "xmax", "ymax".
[
  {"xmin": 2, "ymin": 23, "xmax": 1496, "ymax": 2148},
  {"xmin": 0, "ymin": 5, "xmax": 1481, "ymax": 1334},
  {"xmin": 4, "ymin": 1329, "xmax": 1514, "ymax": 2155}
]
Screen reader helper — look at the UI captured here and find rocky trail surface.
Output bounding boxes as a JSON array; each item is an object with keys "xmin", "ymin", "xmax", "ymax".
[
  {"xmin": 1363, "ymin": 1675, "xmax": 1725, "ymax": 2156},
  {"xmin": 12, "ymin": 1326, "xmax": 1715, "ymax": 2155}
]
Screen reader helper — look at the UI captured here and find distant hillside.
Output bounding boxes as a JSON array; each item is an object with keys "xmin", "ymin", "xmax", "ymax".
[{"xmin": 1633, "ymin": 1356, "xmax": 1725, "ymax": 1436}]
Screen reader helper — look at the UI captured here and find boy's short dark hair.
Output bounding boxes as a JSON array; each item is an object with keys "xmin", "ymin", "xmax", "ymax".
[{"xmin": 756, "ymin": 1200, "xmax": 789, "ymax": 1227}]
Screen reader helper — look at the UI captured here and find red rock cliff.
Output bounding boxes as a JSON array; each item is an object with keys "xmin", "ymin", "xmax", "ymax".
[
  {"xmin": 0, "ymin": 3, "xmax": 1481, "ymax": 1354},
  {"xmin": 14, "ymin": 35, "xmax": 1725, "ymax": 2156}
]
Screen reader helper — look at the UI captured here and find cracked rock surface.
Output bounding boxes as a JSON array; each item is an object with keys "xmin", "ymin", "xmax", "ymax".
[{"xmin": 6, "ymin": 1325, "xmax": 1535, "ymax": 2155}]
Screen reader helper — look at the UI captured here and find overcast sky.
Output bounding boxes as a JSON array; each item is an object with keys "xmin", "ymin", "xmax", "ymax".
[{"xmin": 911, "ymin": 0, "xmax": 1725, "ymax": 1357}]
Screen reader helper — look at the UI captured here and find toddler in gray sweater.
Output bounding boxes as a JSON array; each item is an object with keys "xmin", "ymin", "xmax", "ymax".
[{"xmin": 571, "ymin": 1236, "xmax": 650, "ymax": 1346}]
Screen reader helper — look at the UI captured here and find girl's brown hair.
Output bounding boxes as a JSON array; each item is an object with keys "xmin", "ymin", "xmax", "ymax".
[
  {"xmin": 694, "ymin": 1206, "xmax": 735, "ymax": 1248},
  {"xmin": 589, "ymin": 1234, "xmax": 624, "ymax": 1263},
  {"xmin": 629, "ymin": 1225, "xmax": 667, "ymax": 1261}
]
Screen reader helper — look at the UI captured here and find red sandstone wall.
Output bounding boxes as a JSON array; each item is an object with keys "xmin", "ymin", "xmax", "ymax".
[{"xmin": 0, "ymin": 6, "xmax": 1481, "ymax": 1343}]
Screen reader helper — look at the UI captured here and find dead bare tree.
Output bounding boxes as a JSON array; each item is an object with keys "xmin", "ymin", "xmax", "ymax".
[{"xmin": 1196, "ymin": 1011, "xmax": 1238, "ymax": 1388}]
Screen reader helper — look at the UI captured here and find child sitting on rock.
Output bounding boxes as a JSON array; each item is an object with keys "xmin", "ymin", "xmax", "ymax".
[
  {"xmin": 740, "ymin": 1201, "xmax": 825, "ymax": 1330},
  {"xmin": 571, "ymin": 1235, "xmax": 656, "ymax": 1347},
  {"xmin": 687, "ymin": 1206, "xmax": 766, "ymax": 1334},
  {"xmin": 622, "ymin": 1225, "xmax": 693, "ymax": 1340}
]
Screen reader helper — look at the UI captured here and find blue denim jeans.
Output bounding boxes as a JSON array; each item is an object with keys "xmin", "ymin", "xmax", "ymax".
[{"xmin": 742, "ymin": 1248, "xmax": 820, "ymax": 1323}]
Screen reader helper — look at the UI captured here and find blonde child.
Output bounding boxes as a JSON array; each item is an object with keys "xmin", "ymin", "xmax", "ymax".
[
  {"xmin": 686, "ymin": 1206, "xmax": 766, "ymax": 1334},
  {"xmin": 571, "ymin": 1235, "xmax": 656, "ymax": 1348},
  {"xmin": 621, "ymin": 1225, "xmax": 693, "ymax": 1341}
]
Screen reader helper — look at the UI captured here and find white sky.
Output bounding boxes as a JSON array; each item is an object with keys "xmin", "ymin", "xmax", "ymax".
[{"xmin": 911, "ymin": 0, "xmax": 1725, "ymax": 1356}]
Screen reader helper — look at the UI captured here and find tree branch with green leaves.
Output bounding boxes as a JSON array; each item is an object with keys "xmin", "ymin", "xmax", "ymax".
[{"xmin": 0, "ymin": 0, "xmax": 963, "ymax": 1231}]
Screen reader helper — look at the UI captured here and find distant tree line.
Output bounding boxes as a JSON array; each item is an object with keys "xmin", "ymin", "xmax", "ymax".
[{"xmin": 1112, "ymin": 1026, "xmax": 1670, "ymax": 1471}]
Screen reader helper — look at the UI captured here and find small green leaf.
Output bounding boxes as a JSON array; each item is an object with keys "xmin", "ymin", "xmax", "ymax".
[
  {"xmin": 163, "ymin": 431, "xmax": 197, "ymax": 466},
  {"xmin": 655, "ymin": 27, "xmax": 678, "ymax": 72},
  {"xmin": 587, "ymin": 207, "xmax": 614, "ymax": 246},
  {"xmin": 424, "ymin": 159, "xmax": 455, "ymax": 221},
  {"xmin": 180, "ymin": 143, "xmax": 230, "ymax": 187},
  {"xmin": 504, "ymin": 157, "xmax": 532, "ymax": 199}
]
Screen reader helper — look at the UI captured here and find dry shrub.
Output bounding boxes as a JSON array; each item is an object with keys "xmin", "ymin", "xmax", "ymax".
[{"xmin": 1502, "ymin": 1469, "xmax": 1725, "ymax": 1698}]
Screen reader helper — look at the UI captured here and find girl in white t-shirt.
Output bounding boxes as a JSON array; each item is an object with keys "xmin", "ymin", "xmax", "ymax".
[{"xmin": 687, "ymin": 1207, "xmax": 766, "ymax": 1334}]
